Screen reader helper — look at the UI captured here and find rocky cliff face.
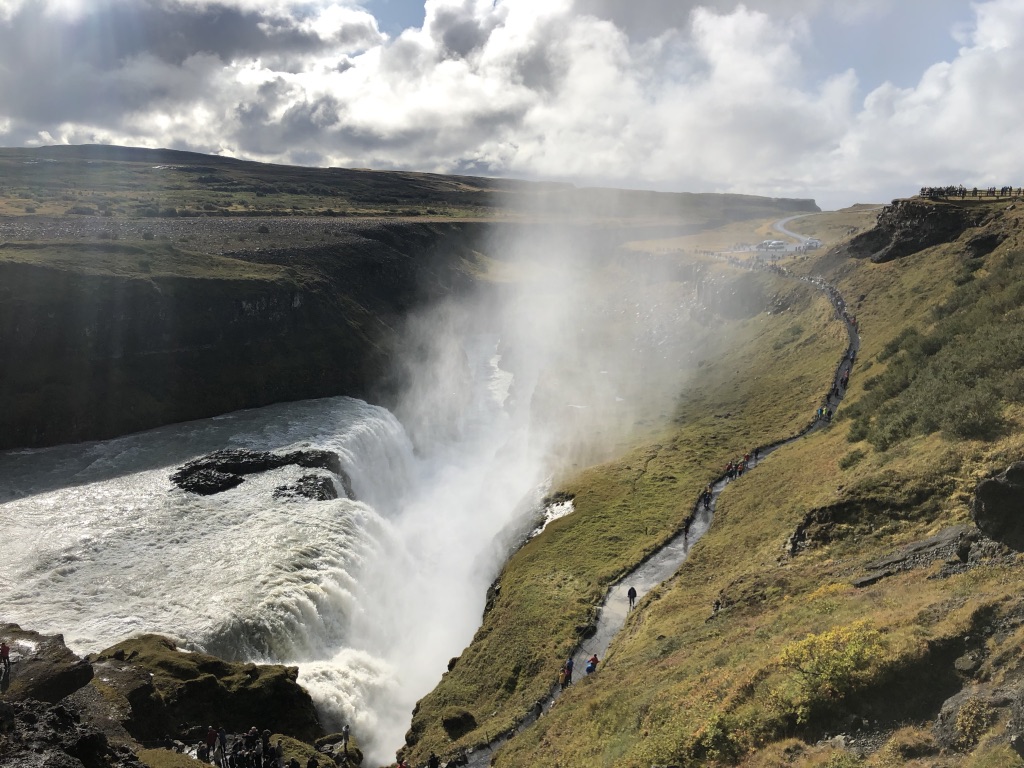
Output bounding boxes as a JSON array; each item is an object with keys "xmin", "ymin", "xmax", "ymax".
[
  {"xmin": 0, "ymin": 221, "xmax": 486, "ymax": 450},
  {"xmin": 838, "ymin": 198, "xmax": 1008, "ymax": 263}
]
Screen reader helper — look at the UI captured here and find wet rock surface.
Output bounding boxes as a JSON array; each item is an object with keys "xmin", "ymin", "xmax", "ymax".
[
  {"xmin": 274, "ymin": 474, "xmax": 340, "ymax": 501},
  {"xmin": 0, "ymin": 625, "xmax": 142, "ymax": 768},
  {"xmin": 972, "ymin": 462, "xmax": 1024, "ymax": 551},
  {"xmin": 172, "ymin": 447, "xmax": 352, "ymax": 498},
  {"xmin": 0, "ymin": 624, "xmax": 327, "ymax": 763},
  {"xmin": 1, "ymin": 623, "xmax": 94, "ymax": 703}
]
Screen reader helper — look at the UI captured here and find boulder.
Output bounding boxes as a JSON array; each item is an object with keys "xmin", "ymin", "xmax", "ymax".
[
  {"xmin": 1, "ymin": 623, "xmax": 94, "ymax": 703},
  {"xmin": 972, "ymin": 463, "xmax": 1024, "ymax": 551},
  {"xmin": 178, "ymin": 468, "xmax": 245, "ymax": 495}
]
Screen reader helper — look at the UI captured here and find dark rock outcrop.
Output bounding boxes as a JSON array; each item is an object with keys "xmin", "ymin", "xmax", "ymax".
[
  {"xmin": 88, "ymin": 634, "xmax": 324, "ymax": 744},
  {"xmin": 934, "ymin": 687, "xmax": 1010, "ymax": 752},
  {"xmin": 964, "ymin": 231, "xmax": 1007, "ymax": 259},
  {"xmin": 0, "ymin": 698, "xmax": 145, "ymax": 768},
  {"xmin": 0, "ymin": 624, "xmax": 330, "ymax": 766},
  {"xmin": 1, "ymin": 623, "xmax": 94, "ymax": 703},
  {"xmin": 839, "ymin": 199, "xmax": 989, "ymax": 264},
  {"xmin": 171, "ymin": 448, "xmax": 352, "ymax": 498},
  {"xmin": 972, "ymin": 462, "xmax": 1024, "ymax": 551},
  {"xmin": 851, "ymin": 526, "xmax": 979, "ymax": 588}
]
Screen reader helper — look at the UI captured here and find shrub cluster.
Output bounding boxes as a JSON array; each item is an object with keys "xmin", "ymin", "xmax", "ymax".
[
  {"xmin": 846, "ymin": 250, "xmax": 1024, "ymax": 449},
  {"xmin": 778, "ymin": 620, "xmax": 885, "ymax": 724}
]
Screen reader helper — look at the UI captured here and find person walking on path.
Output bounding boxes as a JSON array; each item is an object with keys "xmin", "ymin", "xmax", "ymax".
[
  {"xmin": 627, "ymin": 586, "xmax": 637, "ymax": 610},
  {"xmin": 564, "ymin": 656, "xmax": 574, "ymax": 686}
]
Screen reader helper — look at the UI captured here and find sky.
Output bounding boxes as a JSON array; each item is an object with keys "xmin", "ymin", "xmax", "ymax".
[{"xmin": 0, "ymin": 0, "xmax": 1021, "ymax": 209}]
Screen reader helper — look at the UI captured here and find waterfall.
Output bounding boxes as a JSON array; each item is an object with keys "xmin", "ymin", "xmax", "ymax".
[{"xmin": 0, "ymin": 336, "xmax": 543, "ymax": 766}]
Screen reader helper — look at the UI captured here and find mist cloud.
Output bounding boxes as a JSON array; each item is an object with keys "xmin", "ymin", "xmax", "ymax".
[{"xmin": 0, "ymin": 0, "xmax": 1021, "ymax": 206}]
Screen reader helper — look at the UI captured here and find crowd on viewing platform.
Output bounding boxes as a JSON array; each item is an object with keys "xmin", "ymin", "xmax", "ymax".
[{"xmin": 919, "ymin": 185, "xmax": 1022, "ymax": 200}]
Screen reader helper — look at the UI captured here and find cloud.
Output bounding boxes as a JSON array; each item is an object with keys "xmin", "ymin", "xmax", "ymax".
[
  {"xmin": 0, "ymin": 0, "xmax": 1020, "ymax": 207},
  {"xmin": 819, "ymin": 0, "xmax": 1024, "ymax": 202}
]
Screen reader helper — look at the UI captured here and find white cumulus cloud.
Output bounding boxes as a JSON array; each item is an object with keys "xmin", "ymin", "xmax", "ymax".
[{"xmin": 0, "ymin": 0, "xmax": 1021, "ymax": 207}]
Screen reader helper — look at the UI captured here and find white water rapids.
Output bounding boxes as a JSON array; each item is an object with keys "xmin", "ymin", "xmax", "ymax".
[{"xmin": 0, "ymin": 336, "xmax": 538, "ymax": 765}]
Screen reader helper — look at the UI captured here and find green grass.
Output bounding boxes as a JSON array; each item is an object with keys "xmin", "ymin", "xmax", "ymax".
[{"xmin": 846, "ymin": 249, "xmax": 1024, "ymax": 448}]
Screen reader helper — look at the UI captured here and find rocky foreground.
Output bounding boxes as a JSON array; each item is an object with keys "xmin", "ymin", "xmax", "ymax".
[{"xmin": 0, "ymin": 626, "xmax": 361, "ymax": 768}]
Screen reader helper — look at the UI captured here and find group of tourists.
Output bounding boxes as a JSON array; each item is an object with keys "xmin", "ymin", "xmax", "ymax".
[
  {"xmin": 724, "ymin": 450, "xmax": 758, "ymax": 480},
  {"xmin": 557, "ymin": 657, "xmax": 574, "ymax": 689},
  {"xmin": 700, "ymin": 447, "xmax": 761, "ymax": 506},
  {"xmin": 196, "ymin": 724, "xmax": 350, "ymax": 768},
  {"xmin": 920, "ymin": 185, "xmax": 1022, "ymax": 200},
  {"xmin": 557, "ymin": 652, "xmax": 601, "ymax": 690},
  {"xmin": 197, "ymin": 726, "xmax": 280, "ymax": 768}
]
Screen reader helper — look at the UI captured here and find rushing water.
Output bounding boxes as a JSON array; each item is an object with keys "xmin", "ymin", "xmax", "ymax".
[{"xmin": 0, "ymin": 337, "xmax": 538, "ymax": 765}]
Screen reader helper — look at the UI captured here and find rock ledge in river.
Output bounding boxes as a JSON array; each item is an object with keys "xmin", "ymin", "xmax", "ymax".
[{"xmin": 171, "ymin": 448, "xmax": 353, "ymax": 499}]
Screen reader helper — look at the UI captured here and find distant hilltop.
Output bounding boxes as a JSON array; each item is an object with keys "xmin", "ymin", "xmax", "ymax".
[{"xmin": 0, "ymin": 143, "xmax": 818, "ymax": 223}]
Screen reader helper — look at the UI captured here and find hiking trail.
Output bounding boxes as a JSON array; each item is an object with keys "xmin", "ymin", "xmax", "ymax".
[{"xmin": 452, "ymin": 247, "xmax": 860, "ymax": 768}]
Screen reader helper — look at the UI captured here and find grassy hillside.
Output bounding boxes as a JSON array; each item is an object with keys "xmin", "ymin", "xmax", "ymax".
[
  {"xmin": 403, "ymin": 260, "xmax": 850, "ymax": 762},
  {"xmin": 407, "ymin": 199, "xmax": 1024, "ymax": 768}
]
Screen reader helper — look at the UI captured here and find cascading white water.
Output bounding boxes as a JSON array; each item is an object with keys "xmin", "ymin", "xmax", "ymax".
[{"xmin": 0, "ymin": 335, "xmax": 539, "ymax": 766}]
